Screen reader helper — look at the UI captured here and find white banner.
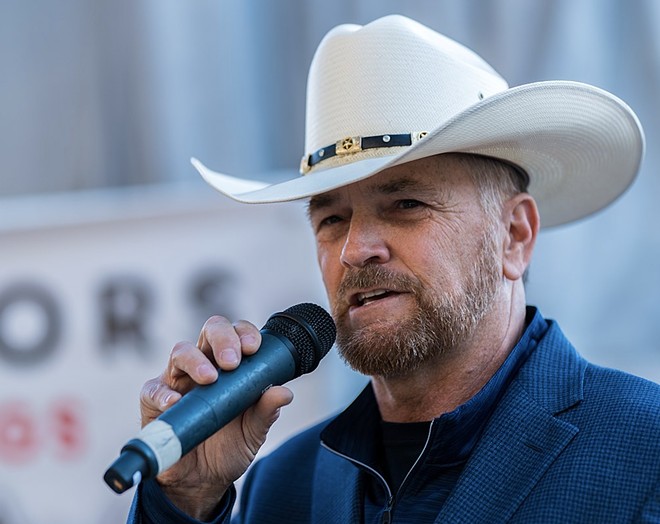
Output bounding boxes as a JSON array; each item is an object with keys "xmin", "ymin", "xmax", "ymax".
[{"xmin": 0, "ymin": 184, "xmax": 364, "ymax": 524}]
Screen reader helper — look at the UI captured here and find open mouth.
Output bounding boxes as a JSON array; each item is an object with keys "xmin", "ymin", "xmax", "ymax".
[{"xmin": 354, "ymin": 289, "xmax": 399, "ymax": 307}]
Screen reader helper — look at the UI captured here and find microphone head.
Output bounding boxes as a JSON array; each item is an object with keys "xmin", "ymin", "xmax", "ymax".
[{"xmin": 263, "ymin": 303, "xmax": 336, "ymax": 375}]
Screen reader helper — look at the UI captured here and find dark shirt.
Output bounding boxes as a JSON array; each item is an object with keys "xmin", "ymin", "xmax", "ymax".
[{"xmin": 380, "ymin": 420, "xmax": 431, "ymax": 492}]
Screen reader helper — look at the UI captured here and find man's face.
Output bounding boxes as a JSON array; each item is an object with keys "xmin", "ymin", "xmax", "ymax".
[{"xmin": 307, "ymin": 154, "xmax": 504, "ymax": 378}]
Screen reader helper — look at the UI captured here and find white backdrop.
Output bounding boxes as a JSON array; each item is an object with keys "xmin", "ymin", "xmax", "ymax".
[{"xmin": 0, "ymin": 185, "xmax": 365, "ymax": 524}]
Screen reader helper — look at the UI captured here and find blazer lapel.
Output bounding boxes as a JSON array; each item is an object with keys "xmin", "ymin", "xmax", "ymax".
[
  {"xmin": 436, "ymin": 321, "xmax": 586, "ymax": 523},
  {"xmin": 435, "ymin": 381, "xmax": 578, "ymax": 523}
]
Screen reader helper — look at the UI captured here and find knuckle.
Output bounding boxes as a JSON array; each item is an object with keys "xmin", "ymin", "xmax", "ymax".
[
  {"xmin": 140, "ymin": 378, "xmax": 163, "ymax": 404},
  {"xmin": 169, "ymin": 341, "xmax": 196, "ymax": 368},
  {"xmin": 233, "ymin": 319, "xmax": 258, "ymax": 332},
  {"xmin": 203, "ymin": 315, "xmax": 231, "ymax": 331},
  {"xmin": 204, "ymin": 318, "xmax": 240, "ymax": 347},
  {"xmin": 170, "ymin": 340, "xmax": 190, "ymax": 357}
]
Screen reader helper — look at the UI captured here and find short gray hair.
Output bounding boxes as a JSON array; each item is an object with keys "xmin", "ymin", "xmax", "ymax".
[
  {"xmin": 454, "ymin": 153, "xmax": 530, "ymax": 220},
  {"xmin": 454, "ymin": 153, "xmax": 532, "ymax": 284}
]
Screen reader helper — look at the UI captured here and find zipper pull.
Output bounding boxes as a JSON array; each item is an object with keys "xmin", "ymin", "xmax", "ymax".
[{"xmin": 382, "ymin": 497, "xmax": 394, "ymax": 524}]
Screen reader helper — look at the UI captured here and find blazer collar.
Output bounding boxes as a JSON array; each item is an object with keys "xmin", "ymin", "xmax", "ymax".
[
  {"xmin": 435, "ymin": 320, "xmax": 587, "ymax": 523},
  {"xmin": 515, "ymin": 319, "xmax": 586, "ymax": 414}
]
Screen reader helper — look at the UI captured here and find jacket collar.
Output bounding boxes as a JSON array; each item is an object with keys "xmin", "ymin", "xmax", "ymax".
[
  {"xmin": 313, "ymin": 313, "xmax": 587, "ymax": 523},
  {"xmin": 319, "ymin": 307, "xmax": 554, "ymax": 464},
  {"xmin": 435, "ymin": 319, "xmax": 586, "ymax": 522}
]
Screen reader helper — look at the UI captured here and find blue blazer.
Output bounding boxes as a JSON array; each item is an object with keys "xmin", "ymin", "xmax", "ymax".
[
  {"xmin": 129, "ymin": 320, "xmax": 660, "ymax": 523},
  {"xmin": 235, "ymin": 321, "xmax": 660, "ymax": 523}
]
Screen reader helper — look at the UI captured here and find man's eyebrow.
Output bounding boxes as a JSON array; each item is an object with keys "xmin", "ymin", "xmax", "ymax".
[
  {"xmin": 307, "ymin": 193, "xmax": 337, "ymax": 216},
  {"xmin": 306, "ymin": 176, "xmax": 437, "ymax": 216},
  {"xmin": 371, "ymin": 176, "xmax": 437, "ymax": 196}
]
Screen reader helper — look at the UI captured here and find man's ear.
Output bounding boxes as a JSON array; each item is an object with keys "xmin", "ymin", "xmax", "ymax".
[{"xmin": 502, "ymin": 193, "xmax": 540, "ymax": 281}]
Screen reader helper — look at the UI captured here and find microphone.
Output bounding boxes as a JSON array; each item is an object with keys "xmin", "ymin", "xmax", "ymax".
[{"xmin": 103, "ymin": 303, "xmax": 336, "ymax": 494}]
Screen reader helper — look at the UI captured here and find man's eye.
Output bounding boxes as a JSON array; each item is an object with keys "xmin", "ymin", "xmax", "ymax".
[
  {"xmin": 397, "ymin": 199, "xmax": 423, "ymax": 209},
  {"xmin": 319, "ymin": 215, "xmax": 342, "ymax": 227}
]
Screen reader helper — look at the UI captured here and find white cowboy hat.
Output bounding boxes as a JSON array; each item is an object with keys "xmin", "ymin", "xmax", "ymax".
[{"xmin": 192, "ymin": 14, "xmax": 644, "ymax": 228}]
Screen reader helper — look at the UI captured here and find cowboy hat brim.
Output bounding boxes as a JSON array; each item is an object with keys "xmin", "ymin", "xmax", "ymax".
[{"xmin": 192, "ymin": 80, "xmax": 644, "ymax": 228}]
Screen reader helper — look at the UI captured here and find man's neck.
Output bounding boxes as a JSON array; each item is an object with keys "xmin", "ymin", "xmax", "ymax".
[{"xmin": 371, "ymin": 287, "xmax": 527, "ymax": 423}]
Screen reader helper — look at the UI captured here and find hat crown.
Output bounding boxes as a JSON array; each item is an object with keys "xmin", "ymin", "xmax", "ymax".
[
  {"xmin": 194, "ymin": 14, "xmax": 643, "ymax": 229},
  {"xmin": 304, "ymin": 15, "xmax": 509, "ymax": 162}
]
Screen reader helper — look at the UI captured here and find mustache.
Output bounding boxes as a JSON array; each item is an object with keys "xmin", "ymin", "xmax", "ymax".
[{"xmin": 335, "ymin": 266, "xmax": 420, "ymax": 309}]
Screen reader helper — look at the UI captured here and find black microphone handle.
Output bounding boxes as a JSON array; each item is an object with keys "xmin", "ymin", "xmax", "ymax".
[{"xmin": 104, "ymin": 331, "xmax": 297, "ymax": 493}]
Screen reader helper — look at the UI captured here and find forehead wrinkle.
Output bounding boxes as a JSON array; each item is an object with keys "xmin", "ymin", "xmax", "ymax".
[
  {"xmin": 370, "ymin": 175, "xmax": 436, "ymax": 196},
  {"xmin": 307, "ymin": 172, "xmax": 442, "ymax": 218}
]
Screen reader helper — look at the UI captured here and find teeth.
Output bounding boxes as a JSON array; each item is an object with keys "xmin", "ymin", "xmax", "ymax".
[{"xmin": 357, "ymin": 289, "xmax": 389, "ymax": 305}]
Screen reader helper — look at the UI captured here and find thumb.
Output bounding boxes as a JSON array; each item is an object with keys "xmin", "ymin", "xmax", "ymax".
[{"xmin": 241, "ymin": 386, "xmax": 294, "ymax": 453}]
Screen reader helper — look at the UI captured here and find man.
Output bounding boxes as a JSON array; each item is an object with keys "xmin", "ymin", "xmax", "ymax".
[{"xmin": 128, "ymin": 15, "xmax": 658, "ymax": 523}]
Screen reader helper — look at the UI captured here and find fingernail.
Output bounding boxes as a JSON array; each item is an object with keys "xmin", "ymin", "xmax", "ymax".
[
  {"xmin": 198, "ymin": 363, "xmax": 217, "ymax": 378},
  {"xmin": 241, "ymin": 334, "xmax": 257, "ymax": 346},
  {"xmin": 220, "ymin": 349, "xmax": 239, "ymax": 365}
]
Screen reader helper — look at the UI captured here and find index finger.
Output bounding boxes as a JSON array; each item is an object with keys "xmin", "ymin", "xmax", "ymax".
[{"xmin": 196, "ymin": 315, "xmax": 252, "ymax": 371}]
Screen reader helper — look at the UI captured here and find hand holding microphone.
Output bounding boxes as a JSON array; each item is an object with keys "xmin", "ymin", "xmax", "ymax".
[{"xmin": 104, "ymin": 303, "xmax": 335, "ymax": 519}]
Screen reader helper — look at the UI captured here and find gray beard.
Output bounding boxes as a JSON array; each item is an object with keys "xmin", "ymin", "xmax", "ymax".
[{"xmin": 333, "ymin": 230, "xmax": 500, "ymax": 379}]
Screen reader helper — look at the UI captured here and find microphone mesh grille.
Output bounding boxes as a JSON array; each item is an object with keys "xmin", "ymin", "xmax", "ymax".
[{"xmin": 263, "ymin": 303, "xmax": 336, "ymax": 375}]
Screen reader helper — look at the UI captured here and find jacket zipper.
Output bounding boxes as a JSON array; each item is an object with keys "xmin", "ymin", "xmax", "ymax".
[
  {"xmin": 321, "ymin": 441, "xmax": 394, "ymax": 522},
  {"xmin": 321, "ymin": 419, "xmax": 435, "ymax": 523},
  {"xmin": 382, "ymin": 498, "xmax": 394, "ymax": 524}
]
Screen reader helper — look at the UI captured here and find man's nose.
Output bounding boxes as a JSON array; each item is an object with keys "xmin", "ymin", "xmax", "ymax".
[{"xmin": 339, "ymin": 217, "xmax": 390, "ymax": 268}]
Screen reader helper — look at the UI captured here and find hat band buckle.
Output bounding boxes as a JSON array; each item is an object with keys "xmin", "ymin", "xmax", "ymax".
[{"xmin": 300, "ymin": 131, "xmax": 428, "ymax": 174}]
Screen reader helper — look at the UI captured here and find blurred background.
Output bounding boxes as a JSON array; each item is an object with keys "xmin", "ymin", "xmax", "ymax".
[{"xmin": 1, "ymin": 1, "xmax": 658, "ymax": 522}]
